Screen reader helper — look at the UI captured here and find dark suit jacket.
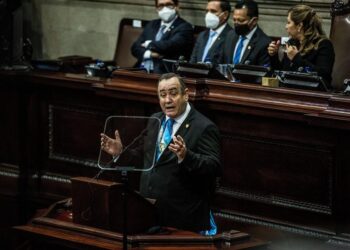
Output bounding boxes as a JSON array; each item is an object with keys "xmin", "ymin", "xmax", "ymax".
[
  {"xmin": 270, "ymin": 39, "xmax": 335, "ymax": 88},
  {"xmin": 139, "ymin": 106, "xmax": 221, "ymax": 232},
  {"xmin": 190, "ymin": 24, "xmax": 232, "ymax": 64},
  {"xmin": 219, "ymin": 26, "xmax": 271, "ymax": 66},
  {"xmin": 131, "ymin": 17, "xmax": 194, "ymax": 74}
]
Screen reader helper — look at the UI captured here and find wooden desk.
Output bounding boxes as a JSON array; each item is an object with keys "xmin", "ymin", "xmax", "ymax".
[
  {"xmin": 14, "ymin": 200, "xmax": 267, "ymax": 250},
  {"xmin": 1, "ymin": 70, "xmax": 350, "ymax": 245}
]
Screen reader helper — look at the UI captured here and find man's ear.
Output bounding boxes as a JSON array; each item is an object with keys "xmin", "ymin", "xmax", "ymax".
[
  {"xmin": 184, "ymin": 88, "xmax": 189, "ymax": 101},
  {"xmin": 251, "ymin": 17, "xmax": 258, "ymax": 26},
  {"xmin": 222, "ymin": 11, "xmax": 229, "ymax": 22},
  {"xmin": 175, "ymin": 3, "xmax": 180, "ymax": 13}
]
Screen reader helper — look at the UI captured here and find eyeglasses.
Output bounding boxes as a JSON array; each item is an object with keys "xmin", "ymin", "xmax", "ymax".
[{"xmin": 157, "ymin": 3, "xmax": 176, "ymax": 10}]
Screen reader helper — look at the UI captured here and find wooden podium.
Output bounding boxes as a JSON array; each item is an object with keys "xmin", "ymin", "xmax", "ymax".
[
  {"xmin": 13, "ymin": 176, "xmax": 268, "ymax": 249},
  {"xmin": 71, "ymin": 176, "xmax": 156, "ymax": 234}
]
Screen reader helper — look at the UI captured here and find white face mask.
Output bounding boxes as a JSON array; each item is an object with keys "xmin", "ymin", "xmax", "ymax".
[
  {"xmin": 158, "ymin": 7, "xmax": 177, "ymax": 23},
  {"xmin": 205, "ymin": 12, "xmax": 220, "ymax": 30}
]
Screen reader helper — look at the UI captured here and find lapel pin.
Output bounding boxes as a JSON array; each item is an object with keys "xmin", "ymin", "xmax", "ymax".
[
  {"xmin": 186, "ymin": 124, "xmax": 190, "ymax": 128},
  {"xmin": 248, "ymin": 46, "xmax": 252, "ymax": 50}
]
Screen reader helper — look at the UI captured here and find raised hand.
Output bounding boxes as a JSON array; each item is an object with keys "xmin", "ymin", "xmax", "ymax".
[
  {"xmin": 169, "ymin": 135, "xmax": 187, "ymax": 161},
  {"xmin": 100, "ymin": 130, "xmax": 123, "ymax": 157},
  {"xmin": 267, "ymin": 40, "xmax": 281, "ymax": 56}
]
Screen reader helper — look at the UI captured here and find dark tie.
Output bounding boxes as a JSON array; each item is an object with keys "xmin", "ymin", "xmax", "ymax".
[
  {"xmin": 155, "ymin": 25, "xmax": 166, "ymax": 41},
  {"xmin": 201, "ymin": 30, "xmax": 217, "ymax": 63},
  {"xmin": 157, "ymin": 118, "xmax": 174, "ymax": 160},
  {"xmin": 233, "ymin": 36, "xmax": 246, "ymax": 65}
]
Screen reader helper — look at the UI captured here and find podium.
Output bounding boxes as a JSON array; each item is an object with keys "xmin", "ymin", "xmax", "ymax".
[
  {"xmin": 13, "ymin": 176, "xmax": 268, "ymax": 249},
  {"xmin": 71, "ymin": 177, "xmax": 156, "ymax": 234}
]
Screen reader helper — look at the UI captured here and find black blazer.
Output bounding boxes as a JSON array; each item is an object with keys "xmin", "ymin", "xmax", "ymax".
[
  {"xmin": 270, "ymin": 39, "xmax": 335, "ymax": 88},
  {"xmin": 139, "ymin": 106, "xmax": 221, "ymax": 232},
  {"xmin": 190, "ymin": 24, "xmax": 232, "ymax": 64},
  {"xmin": 219, "ymin": 26, "xmax": 271, "ymax": 66},
  {"xmin": 131, "ymin": 17, "xmax": 194, "ymax": 74}
]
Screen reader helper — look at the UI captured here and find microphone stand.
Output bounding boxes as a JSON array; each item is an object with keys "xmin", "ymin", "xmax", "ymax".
[{"xmin": 116, "ymin": 166, "xmax": 135, "ymax": 250}]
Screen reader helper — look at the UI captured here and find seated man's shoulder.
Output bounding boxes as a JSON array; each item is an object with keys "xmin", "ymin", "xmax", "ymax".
[
  {"xmin": 256, "ymin": 27, "xmax": 272, "ymax": 43},
  {"xmin": 175, "ymin": 17, "xmax": 194, "ymax": 30}
]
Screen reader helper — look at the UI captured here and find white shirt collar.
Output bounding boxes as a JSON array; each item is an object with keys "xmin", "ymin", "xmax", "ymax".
[
  {"xmin": 165, "ymin": 102, "xmax": 191, "ymax": 135},
  {"xmin": 245, "ymin": 25, "xmax": 257, "ymax": 40},
  {"xmin": 211, "ymin": 23, "xmax": 227, "ymax": 37},
  {"xmin": 161, "ymin": 15, "xmax": 178, "ymax": 32}
]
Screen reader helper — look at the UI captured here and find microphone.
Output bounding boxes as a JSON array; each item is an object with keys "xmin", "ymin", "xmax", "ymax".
[{"xmin": 109, "ymin": 127, "xmax": 148, "ymax": 166}]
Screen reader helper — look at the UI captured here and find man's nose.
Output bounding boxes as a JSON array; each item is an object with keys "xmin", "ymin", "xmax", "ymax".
[{"xmin": 165, "ymin": 95, "xmax": 173, "ymax": 102}]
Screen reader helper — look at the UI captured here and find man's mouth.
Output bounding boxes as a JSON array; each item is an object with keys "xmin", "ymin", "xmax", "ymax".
[{"xmin": 165, "ymin": 106, "xmax": 175, "ymax": 112}]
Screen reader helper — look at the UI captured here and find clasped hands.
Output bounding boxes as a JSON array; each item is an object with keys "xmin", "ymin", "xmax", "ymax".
[{"xmin": 268, "ymin": 40, "xmax": 299, "ymax": 61}]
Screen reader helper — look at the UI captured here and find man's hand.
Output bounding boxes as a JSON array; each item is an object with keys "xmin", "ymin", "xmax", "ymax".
[
  {"xmin": 169, "ymin": 135, "xmax": 187, "ymax": 161},
  {"xmin": 141, "ymin": 40, "xmax": 152, "ymax": 48},
  {"xmin": 151, "ymin": 52, "xmax": 163, "ymax": 59},
  {"xmin": 100, "ymin": 130, "xmax": 123, "ymax": 157}
]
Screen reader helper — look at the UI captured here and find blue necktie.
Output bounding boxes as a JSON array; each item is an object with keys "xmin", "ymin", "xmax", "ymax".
[
  {"xmin": 199, "ymin": 211, "xmax": 217, "ymax": 236},
  {"xmin": 201, "ymin": 30, "xmax": 217, "ymax": 63},
  {"xmin": 157, "ymin": 118, "xmax": 174, "ymax": 160},
  {"xmin": 233, "ymin": 36, "xmax": 246, "ymax": 65},
  {"xmin": 155, "ymin": 25, "xmax": 166, "ymax": 41}
]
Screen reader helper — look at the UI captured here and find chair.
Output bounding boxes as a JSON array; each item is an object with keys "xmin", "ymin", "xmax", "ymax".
[
  {"xmin": 113, "ymin": 18, "xmax": 148, "ymax": 68},
  {"xmin": 330, "ymin": 0, "xmax": 350, "ymax": 90}
]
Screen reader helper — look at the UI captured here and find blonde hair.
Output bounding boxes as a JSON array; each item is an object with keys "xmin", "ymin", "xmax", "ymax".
[{"xmin": 288, "ymin": 5, "xmax": 327, "ymax": 55}]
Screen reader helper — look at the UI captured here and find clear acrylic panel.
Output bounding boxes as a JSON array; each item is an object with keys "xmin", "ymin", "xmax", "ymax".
[{"xmin": 98, "ymin": 116, "xmax": 161, "ymax": 172}]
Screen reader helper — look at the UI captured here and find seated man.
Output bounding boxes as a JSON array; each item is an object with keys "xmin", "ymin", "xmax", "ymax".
[
  {"xmin": 190, "ymin": 0, "xmax": 232, "ymax": 64},
  {"xmin": 131, "ymin": 0, "xmax": 194, "ymax": 74},
  {"xmin": 218, "ymin": 0, "xmax": 271, "ymax": 66},
  {"xmin": 101, "ymin": 73, "xmax": 221, "ymax": 234}
]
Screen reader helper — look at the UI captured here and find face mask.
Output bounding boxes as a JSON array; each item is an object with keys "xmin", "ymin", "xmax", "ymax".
[
  {"xmin": 205, "ymin": 12, "xmax": 220, "ymax": 30},
  {"xmin": 235, "ymin": 24, "xmax": 250, "ymax": 36},
  {"xmin": 158, "ymin": 7, "xmax": 176, "ymax": 23},
  {"xmin": 234, "ymin": 18, "xmax": 254, "ymax": 36}
]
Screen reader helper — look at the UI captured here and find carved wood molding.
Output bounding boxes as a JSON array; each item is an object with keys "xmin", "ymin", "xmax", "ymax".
[
  {"xmin": 48, "ymin": 104, "xmax": 99, "ymax": 168},
  {"xmin": 214, "ymin": 210, "xmax": 335, "ymax": 239},
  {"xmin": 216, "ymin": 187, "xmax": 332, "ymax": 215}
]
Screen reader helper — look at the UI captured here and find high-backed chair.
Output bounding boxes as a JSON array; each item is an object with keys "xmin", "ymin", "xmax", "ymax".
[
  {"xmin": 113, "ymin": 18, "xmax": 148, "ymax": 68},
  {"xmin": 330, "ymin": 0, "xmax": 350, "ymax": 90},
  {"xmin": 113, "ymin": 18, "xmax": 206, "ymax": 69}
]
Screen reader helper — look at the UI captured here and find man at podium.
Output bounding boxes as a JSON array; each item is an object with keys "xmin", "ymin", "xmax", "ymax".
[{"xmin": 101, "ymin": 73, "xmax": 221, "ymax": 235}]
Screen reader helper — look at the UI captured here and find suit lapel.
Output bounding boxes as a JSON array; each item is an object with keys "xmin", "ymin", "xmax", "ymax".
[
  {"xmin": 161, "ymin": 17, "xmax": 181, "ymax": 40},
  {"xmin": 156, "ymin": 107, "xmax": 195, "ymax": 163},
  {"xmin": 199, "ymin": 30, "xmax": 210, "ymax": 60},
  {"xmin": 153, "ymin": 20, "xmax": 162, "ymax": 40},
  {"xmin": 208, "ymin": 25, "xmax": 230, "ymax": 56},
  {"xmin": 240, "ymin": 28, "xmax": 259, "ymax": 64}
]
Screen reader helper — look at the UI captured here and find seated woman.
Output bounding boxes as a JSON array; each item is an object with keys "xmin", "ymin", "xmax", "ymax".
[{"xmin": 267, "ymin": 5, "xmax": 335, "ymax": 88}]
